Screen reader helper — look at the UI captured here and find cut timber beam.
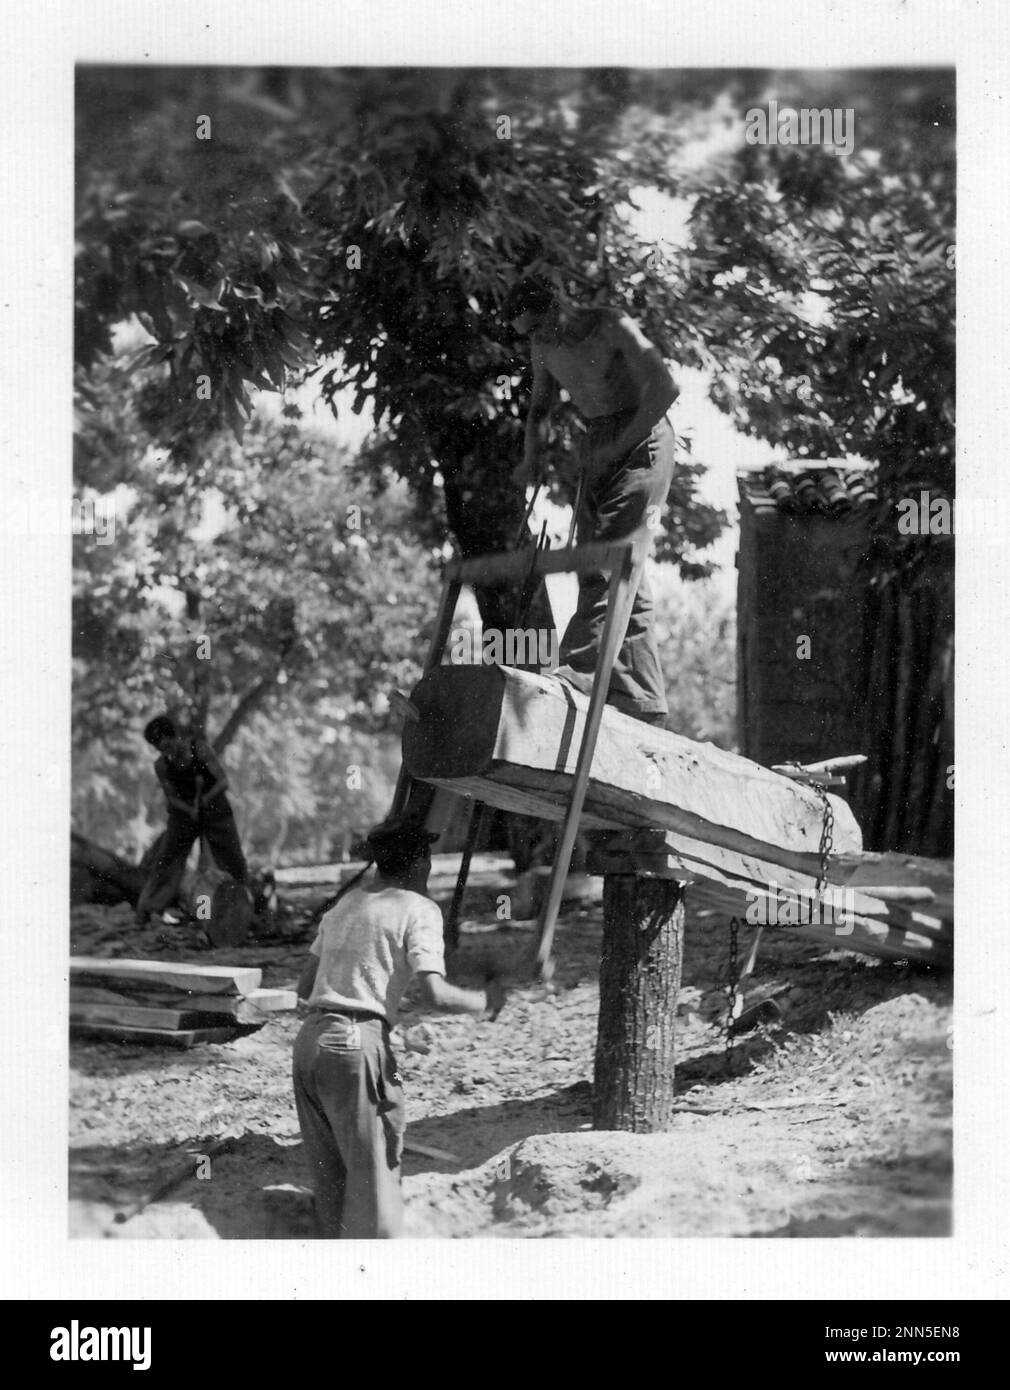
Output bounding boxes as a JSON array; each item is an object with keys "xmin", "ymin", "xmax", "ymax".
[
  {"xmin": 70, "ymin": 958, "xmax": 262, "ymax": 996},
  {"xmin": 403, "ymin": 665, "xmax": 861, "ymax": 879}
]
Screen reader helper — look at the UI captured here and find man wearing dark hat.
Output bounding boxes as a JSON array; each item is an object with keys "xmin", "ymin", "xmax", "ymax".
[
  {"xmin": 293, "ymin": 816, "xmax": 504, "ymax": 1239},
  {"xmin": 502, "ymin": 274, "xmax": 678, "ymax": 724}
]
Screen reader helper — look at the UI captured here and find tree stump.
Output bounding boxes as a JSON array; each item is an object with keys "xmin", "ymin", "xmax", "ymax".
[{"xmin": 593, "ymin": 875, "xmax": 685, "ymax": 1133}]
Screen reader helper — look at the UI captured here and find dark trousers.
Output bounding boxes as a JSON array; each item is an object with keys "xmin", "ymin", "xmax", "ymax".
[
  {"xmin": 555, "ymin": 412, "xmax": 676, "ymax": 718},
  {"xmin": 293, "ymin": 1012, "xmax": 406, "ymax": 1239},
  {"xmin": 137, "ymin": 805, "xmax": 248, "ymax": 915}
]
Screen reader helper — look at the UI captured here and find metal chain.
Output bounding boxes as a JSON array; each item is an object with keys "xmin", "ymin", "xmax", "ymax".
[
  {"xmin": 724, "ymin": 775, "xmax": 833, "ymax": 1065},
  {"xmin": 809, "ymin": 779, "xmax": 836, "ymax": 900},
  {"xmin": 724, "ymin": 916, "xmax": 740, "ymax": 1060},
  {"xmin": 785, "ymin": 762, "xmax": 836, "ymax": 902}
]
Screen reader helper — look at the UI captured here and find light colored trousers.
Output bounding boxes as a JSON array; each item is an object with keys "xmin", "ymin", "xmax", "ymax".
[{"xmin": 293, "ymin": 1010, "xmax": 406, "ymax": 1239}]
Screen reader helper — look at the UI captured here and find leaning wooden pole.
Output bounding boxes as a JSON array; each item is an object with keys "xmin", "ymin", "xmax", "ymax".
[
  {"xmin": 593, "ymin": 876, "xmax": 685, "ymax": 1132},
  {"xmin": 534, "ymin": 548, "xmax": 642, "ymax": 979}
]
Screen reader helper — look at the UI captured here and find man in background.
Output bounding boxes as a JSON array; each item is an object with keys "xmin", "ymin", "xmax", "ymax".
[{"xmin": 136, "ymin": 713, "xmax": 249, "ymax": 926}]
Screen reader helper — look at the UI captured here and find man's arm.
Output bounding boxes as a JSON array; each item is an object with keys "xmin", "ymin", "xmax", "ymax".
[
  {"xmin": 416, "ymin": 971, "xmax": 504, "ymax": 1019},
  {"xmin": 512, "ymin": 340, "xmax": 555, "ymax": 487},
  {"xmin": 590, "ymin": 315, "xmax": 678, "ymax": 470},
  {"xmin": 155, "ymin": 759, "xmax": 199, "ymax": 821},
  {"xmin": 297, "ymin": 955, "xmax": 319, "ymax": 1002},
  {"xmin": 194, "ymin": 742, "xmax": 229, "ymax": 807}
]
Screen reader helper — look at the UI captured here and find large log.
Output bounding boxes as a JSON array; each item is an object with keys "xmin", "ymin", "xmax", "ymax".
[{"xmin": 403, "ymin": 665, "xmax": 862, "ymax": 878}]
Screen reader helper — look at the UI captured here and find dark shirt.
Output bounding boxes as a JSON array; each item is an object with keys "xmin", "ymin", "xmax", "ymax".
[{"xmin": 157, "ymin": 739, "xmax": 230, "ymax": 814}]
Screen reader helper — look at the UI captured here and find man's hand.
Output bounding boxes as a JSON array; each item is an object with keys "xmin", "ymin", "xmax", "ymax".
[{"xmin": 483, "ymin": 977, "xmax": 508, "ymax": 1021}]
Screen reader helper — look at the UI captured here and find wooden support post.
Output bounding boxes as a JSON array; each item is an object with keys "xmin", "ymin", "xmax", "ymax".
[
  {"xmin": 593, "ymin": 875, "xmax": 685, "ymax": 1133},
  {"xmin": 533, "ymin": 542, "xmax": 644, "ymax": 979},
  {"xmin": 443, "ymin": 800, "xmax": 483, "ymax": 951}
]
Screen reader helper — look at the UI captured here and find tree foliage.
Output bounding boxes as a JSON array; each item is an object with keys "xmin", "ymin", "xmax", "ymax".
[
  {"xmin": 73, "ymin": 344, "xmax": 437, "ymax": 857},
  {"xmin": 75, "ymin": 66, "xmax": 729, "ymax": 593},
  {"xmin": 670, "ymin": 68, "xmax": 954, "ymax": 566},
  {"xmin": 74, "ymin": 67, "xmax": 955, "ymax": 859},
  {"xmin": 654, "ymin": 577, "xmax": 736, "ymax": 749}
]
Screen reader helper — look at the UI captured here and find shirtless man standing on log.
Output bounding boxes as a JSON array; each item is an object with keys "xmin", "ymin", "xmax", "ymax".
[{"xmin": 503, "ymin": 275, "xmax": 678, "ymax": 726}]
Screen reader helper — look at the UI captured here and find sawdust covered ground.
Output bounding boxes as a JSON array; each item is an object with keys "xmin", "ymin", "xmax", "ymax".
[{"xmin": 69, "ymin": 858, "xmax": 952, "ymax": 1240}]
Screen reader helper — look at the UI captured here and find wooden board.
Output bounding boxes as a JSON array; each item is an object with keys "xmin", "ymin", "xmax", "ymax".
[
  {"xmin": 69, "ymin": 957, "xmax": 262, "ymax": 996},
  {"xmin": 404, "ymin": 665, "xmax": 861, "ymax": 877},
  {"xmin": 69, "ymin": 1001, "xmax": 255, "ymax": 1031},
  {"xmin": 274, "ymin": 861, "xmax": 368, "ymax": 887},
  {"xmin": 164, "ymin": 987, "xmax": 298, "ymax": 1018},
  {"xmin": 588, "ymin": 833, "xmax": 950, "ymax": 935},
  {"xmin": 686, "ymin": 880, "xmax": 951, "ymax": 967},
  {"xmin": 70, "ymin": 1022, "xmax": 243, "ymax": 1048},
  {"xmin": 830, "ymin": 851, "xmax": 953, "ymax": 925},
  {"xmin": 586, "ymin": 831, "xmax": 952, "ymax": 968},
  {"xmin": 69, "ymin": 981, "xmax": 295, "ymax": 1020}
]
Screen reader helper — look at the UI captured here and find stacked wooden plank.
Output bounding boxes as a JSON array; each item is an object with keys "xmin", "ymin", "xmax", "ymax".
[{"xmin": 69, "ymin": 958, "xmax": 296, "ymax": 1047}]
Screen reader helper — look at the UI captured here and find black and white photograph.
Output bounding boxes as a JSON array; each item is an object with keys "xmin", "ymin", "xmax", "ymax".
[{"xmin": 2, "ymin": 0, "xmax": 1007, "ymax": 1321}]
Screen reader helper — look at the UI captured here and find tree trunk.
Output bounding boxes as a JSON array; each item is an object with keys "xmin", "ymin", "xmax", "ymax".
[
  {"xmin": 214, "ymin": 672, "xmax": 278, "ymax": 755},
  {"xmin": 441, "ymin": 439, "xmax": 557, "ymax": 872},
  {"xmin": 593, "ymin": 875, "xmax": 685, "ymax": 1133}
]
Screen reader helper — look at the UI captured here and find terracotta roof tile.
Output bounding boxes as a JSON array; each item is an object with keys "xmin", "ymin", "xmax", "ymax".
[{"xmin": 738, "ymin": 461, "xmax": 878, "ymax": 515}]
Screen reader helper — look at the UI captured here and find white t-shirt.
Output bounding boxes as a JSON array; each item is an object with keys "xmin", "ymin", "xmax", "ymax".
[{"xmin": 307, "ymin": 885, "xmax": 446, "ymax": 1024}]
